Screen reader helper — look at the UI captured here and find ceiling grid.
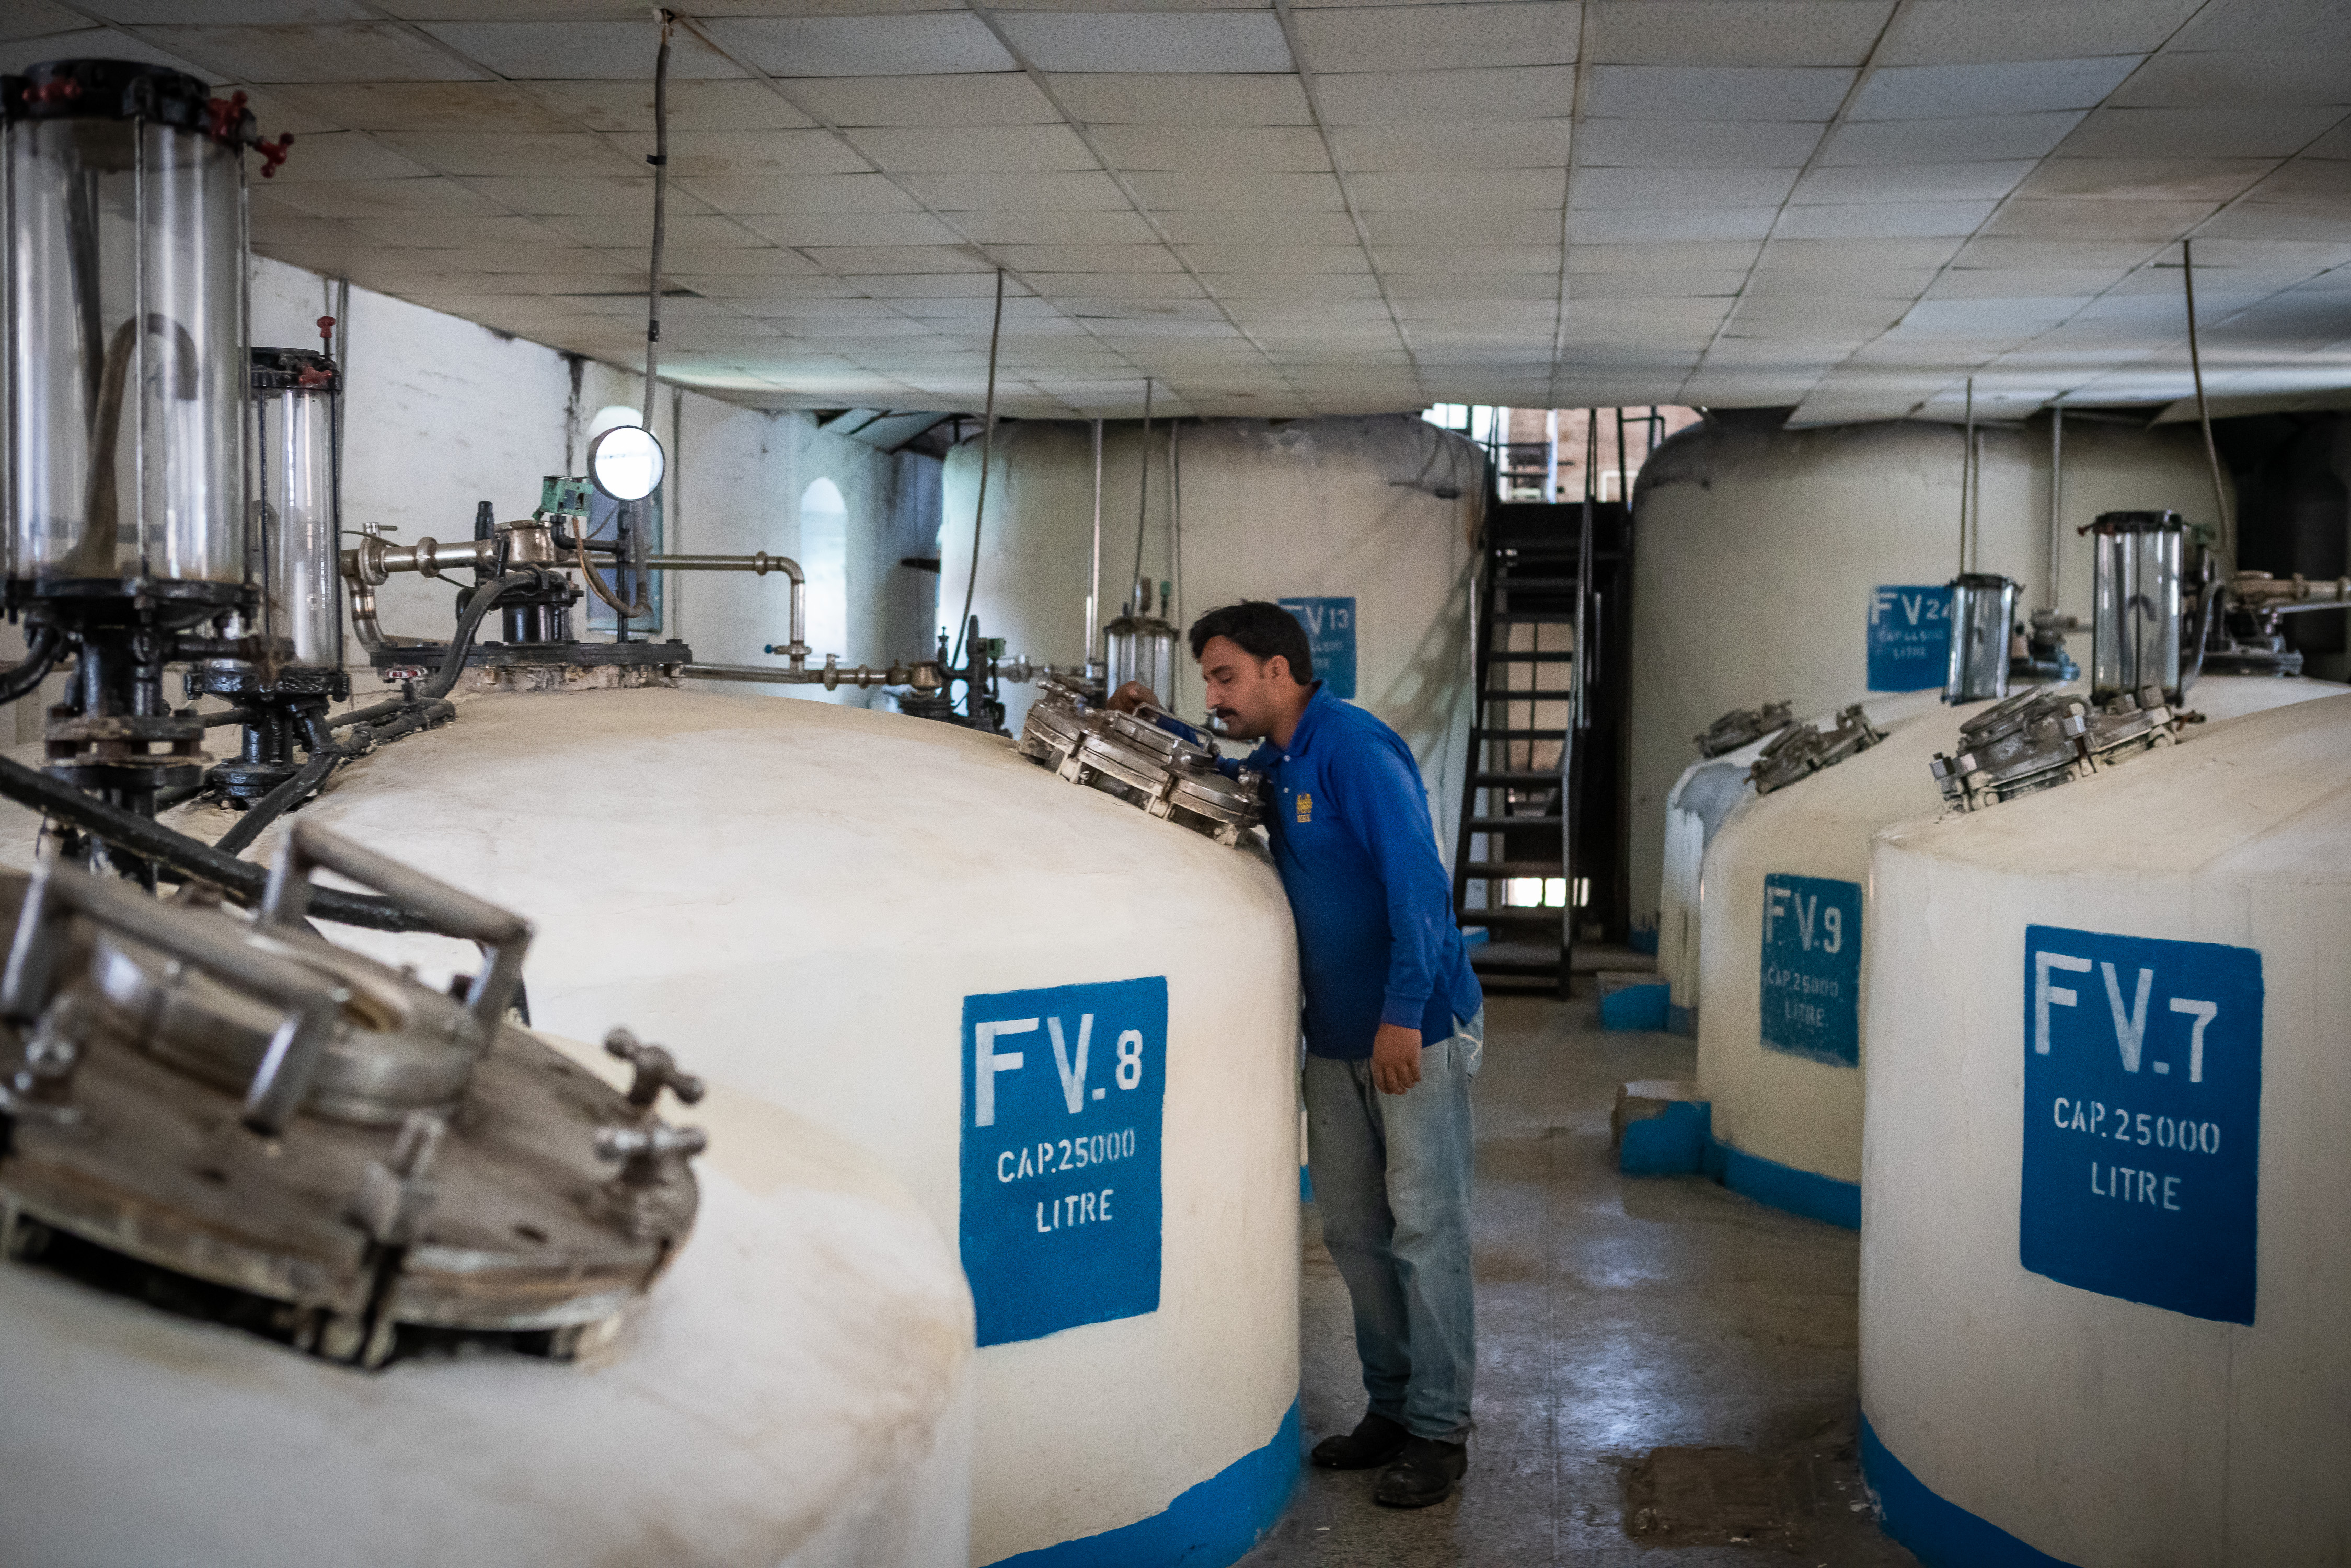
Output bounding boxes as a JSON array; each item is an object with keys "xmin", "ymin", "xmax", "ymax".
[{"xmin": 1, "ymin": 0, "xmax": 2342, "ymax": 423}]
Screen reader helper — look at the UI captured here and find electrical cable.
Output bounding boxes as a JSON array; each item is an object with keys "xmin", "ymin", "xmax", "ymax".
[
  {"xmin": 640, "ymin": 8, "xmax": 674, "ymax": 435},
  {"xmin": 2181, "ymin": 237, "xmax": 2234, "ymax": 567},
  {"xmin": 949, "ymin": 267, "xmax": 1006, "ymax": 668}
]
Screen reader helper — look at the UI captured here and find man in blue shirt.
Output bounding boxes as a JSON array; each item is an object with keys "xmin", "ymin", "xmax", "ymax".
[{"xmin": 1115, "ymin": 600, "xmax": 1485, "ymax": 1509}]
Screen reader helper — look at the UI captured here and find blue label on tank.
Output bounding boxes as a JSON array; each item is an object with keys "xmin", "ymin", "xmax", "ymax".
[
  {"xmin": 2021, "ymin": 926, "xmax": 2262, "ymax": 1325},
  {"xmin": 960, "ymin": 976, "xmax": 1167, "ymax": 1347},
  {"xmin": 1759, "ymin": 874, "xmax": 1863, "ymax": 1066},
  {"xmin": 1278, "ymin": 596, "xmax": 1356, "ymax": 700},
  {"xmin": 1867, "ymin": 585, "xmax": 1950, "ymax": 692}
]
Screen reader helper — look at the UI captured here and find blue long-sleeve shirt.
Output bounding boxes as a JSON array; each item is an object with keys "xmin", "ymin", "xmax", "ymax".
[{"xmin": 1241, "ymin": 685, "xmax": 1483, "ymax": 1060}]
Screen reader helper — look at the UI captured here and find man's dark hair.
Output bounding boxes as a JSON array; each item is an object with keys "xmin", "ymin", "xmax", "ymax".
[{"xmin": 1186, "ymin": 600, "xmax": 1313, "ymax": 684}]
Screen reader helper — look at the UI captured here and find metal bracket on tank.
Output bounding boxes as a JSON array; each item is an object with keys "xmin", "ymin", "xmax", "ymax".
[
  {"xmin": 0, "ymin": 825, "xmax": 707, "ymax": 1371},
  {"xmin": 1747, "ymin": 704, "xmax": 1888, "ymax": 796},
  {"xmin": 1929, "ymin": 684, "xmax": 2180, "ymax": 812},
  {"xmin": 1695, "ymin": 700, "xmax": 1793, "ymax": 758},
  {"xmin": 1015, "ymin": 679, "xmax": 1267, "ymax": 848}
]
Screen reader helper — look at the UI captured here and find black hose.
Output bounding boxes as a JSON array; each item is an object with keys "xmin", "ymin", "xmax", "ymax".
[
  {"xmin": 0, "ymin": 625, "xmax": 63, "ymax": 704},
  {"xmin": 0, "ymin": 753, "xmax": 442, "ymax": 932},
  {"xmin": 213, "ymin": 746, "xmax": 343, "ymax": 858}
]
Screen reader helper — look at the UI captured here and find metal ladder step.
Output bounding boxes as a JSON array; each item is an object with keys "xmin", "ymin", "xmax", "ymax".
[
  {"xmin": 1472, "ymin": 770, "xmax": 1560, "ymax": 787},
  {"xmin": 1461, "ymin": 860, "xmax": 1564, "ymax": 877},
  {"xmin": 1467, "ymin": 814, "xmax": 1562, "ymax": 829},
  {"xmin": 1473, "ymin": 727, "xmax": 1566, "ymax": 741}
]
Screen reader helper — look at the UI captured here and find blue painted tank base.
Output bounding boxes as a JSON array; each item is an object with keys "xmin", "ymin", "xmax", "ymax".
[
  {"xmin": 989, "ymin": 1400, "xmax": 1300, "ymax": 1568},
  {"xmin": 1861, "ymin": 1416, "xmax": 2078, "ymax": 1568}
]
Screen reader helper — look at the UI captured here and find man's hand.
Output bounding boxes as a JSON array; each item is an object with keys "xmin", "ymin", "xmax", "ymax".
[
  {"xmin": 1109, "ymin": 680, "xmax": 1160, "ymax": 714},
  {"xmin": 1370, "ymin": 1023, "xmax": 1422, "ymax": 1094}
]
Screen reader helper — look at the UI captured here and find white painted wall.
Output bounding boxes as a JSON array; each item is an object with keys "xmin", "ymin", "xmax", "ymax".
[{"xmin": 234, "ymin": 256, "xmax": 940, "ymax": 711}]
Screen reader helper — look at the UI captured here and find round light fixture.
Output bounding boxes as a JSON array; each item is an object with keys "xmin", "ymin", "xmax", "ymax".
[{"xmin": 587, "ymin": 423, "xmax": 666, "ymax": 502}]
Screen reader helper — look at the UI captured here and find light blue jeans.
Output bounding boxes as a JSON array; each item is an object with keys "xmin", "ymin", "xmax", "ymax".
[{"xmin": 1302, "ymin": 1009, "xmax": 1482, "ymax": 1443}]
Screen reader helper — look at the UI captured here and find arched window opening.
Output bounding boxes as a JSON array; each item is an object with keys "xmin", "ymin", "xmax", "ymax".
[{"xmin": 800, "ymin": 477, "xmax": 849, "ymax": 662}]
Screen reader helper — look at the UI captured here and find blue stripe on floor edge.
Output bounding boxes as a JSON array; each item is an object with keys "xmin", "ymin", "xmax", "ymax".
[
  {"xmin": 1707, "ymin": 1139, "xmax": 1861, "ymax": 1230},
  {"xmin": 1861, "ymin": 1414, "xmax": 2079, "ymax": 1568},
  {"xmin": 987, "ymin": 1397, "xmax": 1301, "ymax": 1568}
]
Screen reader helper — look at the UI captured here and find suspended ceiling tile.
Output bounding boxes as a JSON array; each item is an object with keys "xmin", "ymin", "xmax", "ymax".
[
  {"xmin": 2114, "ymin": 49, "xmax": 2351, "ymax": 108},
  {"xmin": 1181, "ymin": 245, "xmax": 1372, "ymax": 273},
  {"xmin": 698, "ymin": 14, "xmax": 1013, "ymax": 76},
  {"xmin": 412, "ymin": 244, "xmax": 632, "ymax": 273},
  {"xmin": 1733, "ymin": 294, "xmax": 1907, "ymax": 328},
  {"xmin": 988, "ymin": 244, "xmax": 1183, "ymax": 272},
  {"xmin": 1157, "ymin": 210, "xmax": 1361, "ymax": 245},
  {"xmin": 1123, "ymin": 171, "xmax": 1346, "ymax": 210},
  {"xmin": 1577, "ymin": 119, "xmax": 1825, "ymax": 167},
  {"xmin": 992, "ymin": 10, "xmax": 1290, "ymax": 73},
  {"xmin": 1850, "ymin": 56, "xmax": 2139, "ymax": 122},
  {"xmin": 1333, "ymin": 122, "xmax": 1569, "ymax": 172},
  {"xmin": 338, "ymin": 212, "xmax": 572, "ymax": 248},
  {"xmin": 1293, "ymin": 3, "xmax": 1577, "ymax": 74},
  {"xmin": 1587, "ymin": 65, "xmax": 1852, "ymax": 121},
  {"xmin": 269, "ymin": 79, "xmax": 573, "ymax": 132},
  {"xmin": 1388, "ymin": 273, "xmax": 1557, "ymax": 299},
  {"xmin": 0, "ymin": 2, "xmax": 93, "ymax": 40},
  {"xmin": 898, "ymin": 170, "xmax": 1133, "ymax": 209},
  {"xmin": 1746, "ymin": 266, "xmax": 1938, "ymax": 296},
  {"xmin": 1951, "ymin": 236, "xmax": 2160, "ymax": 269},
  {"xmin": 1877, "ymin": 0, "xmax": 2198, "ymax": 67},
  {"xmin": 1790, "ymin": 160, "xmax": 2035, "ymax": 203},
  {"xmin": 1362, "ymin": 209, "xmax": 1563, "ymax": 245},
  {"xmin": 2168, "ymin": 0, "xmax": 2351, "ymax": 53},
  {"xmin": 420, "ymin": 20, "xmax": 741, "ymax": 78},
  {"xmin": 1924, "ymin": 266, "xmax": 2126, "ymax": 297},
  {"xmin": 2199, "ymin": 204, "xmax": 2351, "ymax": 244},
  {"xmin": 1776, "ymin": 199, "xmax": 1997, "ymax": 238},
  {"xmin": 2249, "ymin": 160, "xmax": 2351, "ymax": 207},
  {"xmin": 675, "ymin": 174, "xmax": 920, "ymax": 213},
  {"xmin": 1575, "ymin": 165, "xmax": 1798, "ymax": 209},
  {"xmin": 1593, "ymin": 0, "xmax": 1891, "ymax": 68},
  {"xmin": 797, "ymin": 245, "xmax": 987, "ymax": 274},
  {"xmin": 1023, "ymin": 273, "xmax": 1208, "ymax": 298},
  {"xmin": 1571, "ymin": 240, "xmax": 1764, "ymax": 271},
  {"xmin": 376, "ymin": 131, "xmax": 638, "ymax": 177},
  {"xmin": 523, "ymin": 79, "xmax": 814, "ymax": 131},
  {"xmin": 2016, "ymin": 156, "xmax": 2274, "ymax": 203},
  {"xmin": 544, "ymin": 213, "xmax": 769, "ymax": 248},
  {"xmin": 844, "ymin": 271, "xmax": 1016, "ymax": 296},
  {"xmin": 1569, "ymin": 206, "xmax": 1779, "ymax": 243},
  {"xmin": 251, "ymin": 213, "xmax": 358, "ymax": 246},
  {"xmin": 652, "ymin": 247, "xmax": 826, "ymax": 275},
  {"xmin": 849, "ymin": 124, "xmax": 1097, "ymax": 172},
  {"xmin": 1090, "ymin": 125, "xmax": 1332, "ymax": 172},
  {"xmin": 777, "ymin": 72, "xmax": 1057, "ymax": 125},
  {"xmin": 1764, "ymin": 236, "xmax": 1963, "ymax": 267},
  {"xmin": 1571, "ymin": 269, "xmax": 1746, "ymax": 297},
  {"xmin": 2061, "ymin": 106, "xmax": 2348, "ymax": 160},
  {"xmin": 262, "ymin": 131, "xmax": 437, "ymax": 183},
  {"xmin": 467, "ymin": 175, "xmax": 664, "ymax": 216},
  {"xmin": 740, "ymin": 211, "xmax": 967, "ymax": 245},
  {"xmin": 268, "ymin": 176, "xmax": 510, "ymax": 218},
  {"xmin": 1350, "ymin": 169, "xmax": 1565, "ymax": 209},
  {"xmin": 949, "ymin": 209, "xmax": 1161, "ymax": 243},
  {"xmin": 615, "ymin": 129, "xmax": 868, "ymax": 177},
  {"xmin": 141, "ymin": 22, "xmax": 480, "ymax": 82},
  {"xmin": 1901, "ymin": 296, "xmax": 2087, "ymax": 332},
  {"xmin": 1377, "ymin": 243, "xmax": 1561, "ymax": 273},
  {"xmin": 0, "ymin": 27, "xmax": 206, "ymax": 78},
  {"xmin": 2297, "ymin": 122, "xmax": 2351, "ymax": 158},
  {"xmin": 1206, "ymin": 273, "xmax": 1382, "ymax": 298},
  {"xmin": 1981, "ymin": 197, "xmax": 2214, "ymax": 240},
  {"xmin": 1048, "ymin": 73, "xmax": 1312, "ymax": 126},
  {"xmin": 1822, "ymin": 111, "xmax": 2084, "ymax": 165},
  {"xmin": 681, "ymin": 275, "xmax": 859, "ymax": 299},
  {"xmin": 1314, "ymin": 65, "xmax": 1576, "ymax": 125},
  {"xmin": 2179, "ymin": 237, "xmax": 2351, "ymax": 270}
]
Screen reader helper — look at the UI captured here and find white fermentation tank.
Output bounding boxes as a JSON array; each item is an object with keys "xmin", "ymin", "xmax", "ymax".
[
  {"xmin": 940, "ymin": 416, "xmax": 1481, "ymax": 849},
  {"xmin": 1630, "ymin": 415, "xmax": 2226, "ymax": 930},
  {"xmin": 1859, "ymin": 693, "xmax": 2351, "ymax": 1566},
  {"xmin": 194, "ymin": 687, "xmax": 1306, "ymax": 1568},
  {"xmin": 1690, "ymin": 675, "xmax": 2341, "ymax": 1226}
]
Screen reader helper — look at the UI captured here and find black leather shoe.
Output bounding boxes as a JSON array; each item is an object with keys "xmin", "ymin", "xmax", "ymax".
[
  {"xmin": 1374, "ymin": 1436, "xmax": 1468, "ymax": 1508},
  {"xmin": 1309, "ymin": 1412, "xmax": 1410, "ymax": 1470}
]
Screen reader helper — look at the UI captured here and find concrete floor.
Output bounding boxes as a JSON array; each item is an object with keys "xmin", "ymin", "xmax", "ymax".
[{"xmin": 1237, "ymin": 994, "xmax": 1921, "ymax": 1568}]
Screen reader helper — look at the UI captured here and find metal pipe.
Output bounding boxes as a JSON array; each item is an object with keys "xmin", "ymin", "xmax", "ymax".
[
  {"xmin": 648, "ymin": 551, "xmax": 805, "ymax": 670},
  {"xmin": 1087, "ymin": 418, "xmax": 1103, "ymax": 672},
  {"xmin": 686, "ymin": 658, "xmax": 942, "ymax": 691},
  {"xmin": 2231, "ymin": 572, "xmax": 2351, "ymax": 611},
  {"xmin": 1960, "ymin": 377, "xmax": 1974, "ymax": 575},
  {"xmin": 640, "ymin": 11, "xmax": 673, "ymax": 434},
  {"xmin": 2181, "ymin": 238, "xmax": 2235, "ymax": 567},
  {"xmin": 2047, "ymin": 405, "xmax": 2064, "ymax": 611}
]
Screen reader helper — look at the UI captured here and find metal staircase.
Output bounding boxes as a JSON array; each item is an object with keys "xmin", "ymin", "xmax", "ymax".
[{"xmin": 1451, "ymin": 500, "xmax": 1633, "ymax": 997}]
